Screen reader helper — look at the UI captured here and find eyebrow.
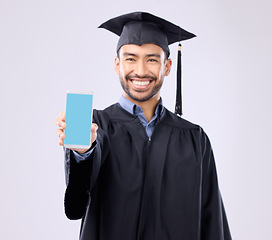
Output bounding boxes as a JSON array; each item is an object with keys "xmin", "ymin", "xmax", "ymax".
[
  {"xmin": 122, "ymin": 52, "xmax": 161, "ymax": 58},
  {"xmin": 122, "ymin": 52, "xmax": 138, "ymax": 57},
  {"xmin": 146, "ymin": 54, "xmax": 161, "ymax": 58}
]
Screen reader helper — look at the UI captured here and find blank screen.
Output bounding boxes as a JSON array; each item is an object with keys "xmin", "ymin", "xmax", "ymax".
[{"xmin": 64, "ymin": 93, "xmax": 93, "ymax": 146}]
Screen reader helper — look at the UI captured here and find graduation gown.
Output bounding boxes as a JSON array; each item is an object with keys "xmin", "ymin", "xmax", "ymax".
[{"xmin": 64, "ymin": 103, "xmax": 232, "ymax": 240}]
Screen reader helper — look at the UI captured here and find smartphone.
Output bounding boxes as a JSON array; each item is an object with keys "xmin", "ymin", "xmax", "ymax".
[{"xmin": 64, "ymin": 90, "xmax": 94, "ymax": 149}]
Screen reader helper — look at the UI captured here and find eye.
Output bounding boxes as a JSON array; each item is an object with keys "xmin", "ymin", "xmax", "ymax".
[
  {"xmin": 125, "ymin": 58, "xmax": 136, "ymax": 62},
  {"xmin": 148, "ymin": 58, "xmax": 158, "ymax": 62}
]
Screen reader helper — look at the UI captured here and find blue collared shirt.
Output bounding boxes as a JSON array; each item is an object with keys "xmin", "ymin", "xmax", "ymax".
[
  {"xmin": 72, "ymin": 96, "xmax": 164, "ymax": 162},
  {"xmin": 118, "ymin": 95, "xmax": 164, "ymax": 138}
]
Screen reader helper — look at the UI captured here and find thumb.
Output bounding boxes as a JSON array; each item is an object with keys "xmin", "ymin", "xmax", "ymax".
[
  {"xmin": 91, "ymin": 123, "xmax": 98, "ymax": 132},
  {"xmin": 90, "ymin": 123, "xmax": 98, "ymax": 145}
]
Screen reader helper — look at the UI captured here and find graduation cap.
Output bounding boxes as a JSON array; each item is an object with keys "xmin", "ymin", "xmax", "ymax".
[{"xmin": 99, "ymin": 12, "xmax": 196, "ymax": 116}]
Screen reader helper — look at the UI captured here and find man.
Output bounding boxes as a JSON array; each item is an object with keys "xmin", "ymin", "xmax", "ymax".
[{"xmin": 56, "ymin": 12, "xmax": 232, "ymax": 240}]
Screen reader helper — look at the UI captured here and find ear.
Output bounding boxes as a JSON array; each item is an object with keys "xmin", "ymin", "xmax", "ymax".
[
  {"xmin": 114, "ymin": 56, "xmax": 120, "ymax": 75},
  {"xmin": 164, "ymin": 58, "xmax": 172, "ymax": 76}
]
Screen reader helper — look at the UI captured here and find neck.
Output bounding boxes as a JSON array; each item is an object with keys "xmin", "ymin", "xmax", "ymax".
[{"xmin": 123, "ymin": 93, "xmax": 160, "ymax": 122}]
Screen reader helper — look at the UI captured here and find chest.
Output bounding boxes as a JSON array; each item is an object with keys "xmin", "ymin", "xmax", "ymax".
[{"xmin": 101, "ymin": 120, "xmax": 202, "ymax": 194}]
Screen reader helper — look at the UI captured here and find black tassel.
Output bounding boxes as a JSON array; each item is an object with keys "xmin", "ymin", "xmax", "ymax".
[{"xmin": 175, "ymin": 43, "xmax": 182, "ymax": 116}]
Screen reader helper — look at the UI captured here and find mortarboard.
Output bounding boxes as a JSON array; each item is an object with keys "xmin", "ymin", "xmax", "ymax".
[{"xmin": 99, "ymin": 12, "xmax": 196, "ymax": 116}]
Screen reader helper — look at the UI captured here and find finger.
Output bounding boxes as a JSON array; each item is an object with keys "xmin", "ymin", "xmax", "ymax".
[
  {"xmin": 59, "ymin": 110, "xmax": 65, "ymax": 121},
  {"xmin": 55, "ymin": 118, "xmax": 67, "ymax": 129},
  {"xmin": 55, "ymin": 110, "xmax": 66, "ymax": 126},
  {"xmin": 55, "ymin": 116, "xmax": 60, "ymax": 126},
  {"xmin": 56, "ymin": 129, "xmax": 65, "ymax": 140},
  {"xmin": 56, "ymin": 128, "xmax": 62, "ymax": 137},
  {"xmin": 58, "ymin": 121, "xmax": 67, "ymax": 129},
  {"xmin": 59, "ymin": 139, "xmax": 64, "ymax": 146}
]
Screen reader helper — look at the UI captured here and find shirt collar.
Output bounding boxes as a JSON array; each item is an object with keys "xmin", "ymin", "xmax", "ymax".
[{"xmin": 118, "ymin": 95, "xmax": 164, "ymax": 117}]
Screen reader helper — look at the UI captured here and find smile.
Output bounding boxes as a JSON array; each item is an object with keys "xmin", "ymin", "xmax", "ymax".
[{"xmin": 132, "ymin": 80, "xmax": 150, "ymax": 86}]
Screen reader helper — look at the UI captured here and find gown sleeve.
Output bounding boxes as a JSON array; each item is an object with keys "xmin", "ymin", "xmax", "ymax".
[
  {"xmin": 200, "ymin": 130, "xmax": 232, "ymax": 240},
  {"xmin": 63, "ymin": 110, "xmax": 110, "ymax": 220}
]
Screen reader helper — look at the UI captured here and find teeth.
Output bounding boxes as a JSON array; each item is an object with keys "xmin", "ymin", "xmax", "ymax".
[{"xmin": 132, "ymin": 80, "xmax": 150, "ymax": 86}]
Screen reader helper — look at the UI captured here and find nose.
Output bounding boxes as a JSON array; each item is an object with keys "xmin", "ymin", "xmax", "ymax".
[{"xmin": 134, "ymin": 60, "xmax": 148, "ymax": 77}]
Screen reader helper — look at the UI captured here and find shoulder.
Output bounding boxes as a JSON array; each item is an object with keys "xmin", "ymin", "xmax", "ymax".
[
  {"xmin": 161, "ymin": 108, "xmax": 201, "ymax": 131},
  {"xmin": 93, "ymin": 103, "xmax": 136, "ymax": 124},
  {"xmin": 162, "ymin": 109, "xmax": 214, "ymax": 153},
  {"xmin": 162, "ymin": 109, "xmax": 211, "ymax": 147}
]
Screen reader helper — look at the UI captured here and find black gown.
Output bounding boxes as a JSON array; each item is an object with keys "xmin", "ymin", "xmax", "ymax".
[{"xmin": 64, "ymin": 103, "xmax": 232, "ymax": 240}]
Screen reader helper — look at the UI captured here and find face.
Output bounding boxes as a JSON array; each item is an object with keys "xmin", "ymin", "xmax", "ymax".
[{"xmin": 114, "ymin": 43, "xmax": 172, "ymax": 103}]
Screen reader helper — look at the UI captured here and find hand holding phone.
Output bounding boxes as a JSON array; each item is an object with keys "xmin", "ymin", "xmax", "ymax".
[{"xmin": 55, "ymin": 91, "xmax": 97, "ymax": 153}]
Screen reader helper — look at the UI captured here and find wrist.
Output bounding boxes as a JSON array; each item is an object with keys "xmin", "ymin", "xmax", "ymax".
[{"xmin": 73, "ymin": 146, "xmax": 91, "ymax": 154}]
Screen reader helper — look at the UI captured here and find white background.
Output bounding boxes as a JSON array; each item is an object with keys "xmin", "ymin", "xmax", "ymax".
[{"xmin": 1, "ymin": 0, "xmax": 271, "ymax": 239}]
